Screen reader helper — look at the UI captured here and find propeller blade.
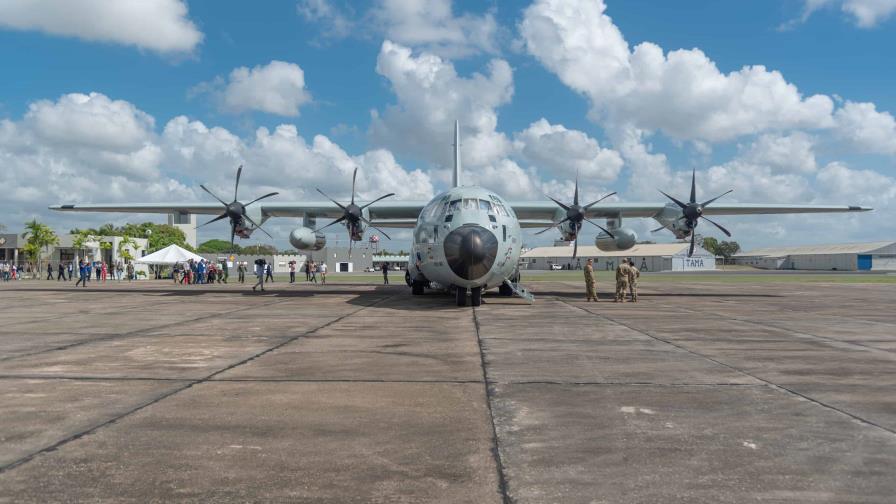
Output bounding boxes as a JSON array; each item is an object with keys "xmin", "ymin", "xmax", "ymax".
[
  {"xmin": 316, "ymin": 188, "xmax": 347, "ymax": 210},
  {"xmin": 659, "ymin": 190, "xmax": 688, "ymax": 210},
  {"xmin": 689, "ymin": 231, "xmax": 696, "ymax": 257},
  {"xmin": 359, "ymin": 192, "xmax": 396, "ymax": 210},
  {"xmin": 198, "ymin": 213, "xmax": 228, "ymax": 228},
  {"xmin": 700, "ymin": 215, "xmax": 732, "ymax": 237},
  {"xmin": 348, "ymin": 237, "xmax": 354, "ymax": 259},
  {"xmin": 544, "ymin": 194, "xmax": 571, "ymax": 211},
  {"xmin": 312, "ymin": 216, "xmax": 347, "ymax": 233},
  {"xmin": 573, "ymin": 235, "xmax": 578, "ymax": 258},
  {"xmin": 244, "ymin": 192, "xmax": 279, "ymax": 207},
  {"xmin": 350, "ymin": 167, "xmax": 358, "ymax": 205},
  {"xmin": 583, "ymin": 191, "xmax": 618, "ymax": 209},
  {"xmin": 701, "ymin": 189, "xmax": 733, "ymax": 207},
  {"xmin": 242, "ymin": 214, "xmax": 273, "ymax": 239},
  {"xmin": 584, "ymin": 218, "xmax": 615, "ymax": 239},
  {"xmin": 534, "ymin": 217, "xmax": 570, "ymax": 235},
  {"xmin": 360, "ymin": 216, "xmax": 392, "ymax": 240},
  {"xmin": 573, "ymin": 174, "xmax": 579, "ymax": 207},
  {"xmin": 230, "ymin": 225, "xmax": 236, "ymax": 249},
  {"xmin": 689, "ymin": 168, "xmax": 697, "ymax": 204},
  {"xmin": 234, "ymin": 165, "xmax": 243, "ymax": 202},
  {"xmin": 651, "ymin": 226, "xmax": 666, "ymax": 233},
  {"xmin": 200, "ymin": 185, "xmax": 229, "ymax": 206}
]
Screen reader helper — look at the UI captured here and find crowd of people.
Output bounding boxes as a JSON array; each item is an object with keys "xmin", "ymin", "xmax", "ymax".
[{"xmin": 1, "ymin": 260, "xmax": 140, "ymax": 284}]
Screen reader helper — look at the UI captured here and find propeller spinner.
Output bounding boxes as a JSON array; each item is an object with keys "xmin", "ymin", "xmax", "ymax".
[
  {"xmin": 197, "ymin": 165, "xmax": 279, "ymax": 248},
  {"xmin": 659, "ymin": 169, "xmax": 733, "ymax": 257},
  {"xmin": 314, "ymin": 167, "xmax": 395, "ymax": 257},
  {"xmin": 536, "ymin": 176, "xmax": 616, "ymax": 258}
]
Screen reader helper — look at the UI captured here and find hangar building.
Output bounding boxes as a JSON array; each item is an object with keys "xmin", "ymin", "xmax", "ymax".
[
  {"xmin": 520, "ymin": 243, "xmax": 715, "ymax": 272},
  {"xmin": 733, "ymin": 241, "xmax": 896, "ymax": 271}
]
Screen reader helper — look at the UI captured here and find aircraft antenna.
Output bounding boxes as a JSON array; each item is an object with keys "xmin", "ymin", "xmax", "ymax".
[{"xmin": 452, "ymin": 120, "xmax": 462, "ymax": 187}]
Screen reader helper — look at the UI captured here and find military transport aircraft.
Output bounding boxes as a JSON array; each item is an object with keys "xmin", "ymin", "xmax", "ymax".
[{"xmin": 52, "ymin": 121, "xmax": 871, "ymax": 307}]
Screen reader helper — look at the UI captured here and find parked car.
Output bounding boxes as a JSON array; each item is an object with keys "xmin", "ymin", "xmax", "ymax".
[{"xmin": 550, "ymin": 263, "xmax": 563, "ymax": 270}]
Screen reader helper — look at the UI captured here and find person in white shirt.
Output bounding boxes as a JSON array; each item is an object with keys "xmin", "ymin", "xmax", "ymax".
[{"xmin": 320, "ymin": 262, "xmax": 327, "ymax": 284}]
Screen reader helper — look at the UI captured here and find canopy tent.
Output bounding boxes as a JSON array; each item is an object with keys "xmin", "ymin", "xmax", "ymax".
[{"xmin": 135, "ymin": 244, "xmax": 204, "ymax": 266}]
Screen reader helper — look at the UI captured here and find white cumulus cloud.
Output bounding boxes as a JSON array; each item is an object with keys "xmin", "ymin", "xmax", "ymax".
[
  {"xmin": 194, "ymin": 61, "xmax": 312, "ymax": 117},
  {"xmin": 513, "ymin": 118, "xmax": 623, "ymax": 182},
  {"xmin": 793, "ymin": 0, "xmax": 896, "ymax": 28},
  {"xmin": 0, "ymin": 0, "xmax": 203, "ymax": 54},
  {"xmin": 833, "ymin": 101, "xmax": 896, "ymax": 155}
]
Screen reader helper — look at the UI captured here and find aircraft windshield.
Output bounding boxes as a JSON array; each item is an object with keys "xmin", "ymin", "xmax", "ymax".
[{"xmin": 478, "ymin": 199, "xmax": 493, "ymax": 212}]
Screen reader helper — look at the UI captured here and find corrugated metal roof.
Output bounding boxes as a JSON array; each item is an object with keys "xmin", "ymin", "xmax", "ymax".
[
  {"xmin": 522, "ymin": 243, "xmax": 709, "ymax": 258},
  {"xmin": 735, "ymin": 241, "xmax": 896, "ymax": 257}
]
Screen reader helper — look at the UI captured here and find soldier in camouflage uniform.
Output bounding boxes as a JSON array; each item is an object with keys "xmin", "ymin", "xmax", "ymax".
[
  {"xmin": 614, "ymin": 260, "xmax": 631, "ymax": 302},
  {"xmin": 583, "ymin": 258, "xmax": 597, "ymax": 302},
  {"xmin": 627, "ymin": 258, "xmax": 640, "ymax": 302}
]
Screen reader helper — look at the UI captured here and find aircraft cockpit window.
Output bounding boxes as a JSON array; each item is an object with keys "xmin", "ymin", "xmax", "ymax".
[
  {"xmin": 494, "ymin": 204, "xmax": 509, "ymax": 217},
  {"xmin": 447, "ymin": 200, "xmax": 461, "ymax": 213},
  {"xmin": 478, "ymin": 199, "xmax": 493, "ymax": 212},
  {"xmin": 462, "ymin": 198, "xmax": 477, "ymax": 210}
]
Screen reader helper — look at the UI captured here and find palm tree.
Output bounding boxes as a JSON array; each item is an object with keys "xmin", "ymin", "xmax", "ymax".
[
  {"xmin": 72, "ymin": 229, "xmax": 97, "ymax": 265},
  {"xmin": 117, "ymin": 235, "xmax": 138, "ymax": 263},
  {"xmin": 21, "ymin": 219, "xmax": 59, "ymax": 279}
]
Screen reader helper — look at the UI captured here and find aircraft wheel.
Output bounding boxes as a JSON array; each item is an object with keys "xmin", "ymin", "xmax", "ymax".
[
  {"xmin": 455, "ymin": 286, "xmax": 467, "ymax": 307},
  {"xmin": 404, "ymin": 270, "xmax": 412, "ymax": 286},
  {"xmin": 498, "ymin": 282, "xmax": 513, "ymax": 296},
  {"xmin": 471, "ymin": 286, "xmax": 482, "ymax": 307}
]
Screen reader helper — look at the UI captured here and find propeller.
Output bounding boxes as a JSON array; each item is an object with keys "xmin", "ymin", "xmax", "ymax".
[
  {"xmin": 313, "ymin": 167, "xmax": 395, "ymax": 258},
  {"xmin": 659, "ymin": 169, "xmax": 733, "ymax": 257},
  {"xmin": 536, "ymin": 175, "xmax": 616, "ymax": 258},
  {"xmin": 197, "ymin": 165, "xmax": 279, "ymax": 248}
]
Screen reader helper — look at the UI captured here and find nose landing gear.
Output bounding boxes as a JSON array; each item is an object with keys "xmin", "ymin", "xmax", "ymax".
[{"xmin": 455, "ymin": 286, "xmax": 482, "ymax": 307}]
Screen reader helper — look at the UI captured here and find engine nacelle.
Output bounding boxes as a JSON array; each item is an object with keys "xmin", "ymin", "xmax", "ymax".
[
  {"xmin": 595, "ymin": 228, "xmax": 638, "ymax": 252},
  {"xmin": 289, "ymin": 227, "xmax": 326, "ymax": 251}
]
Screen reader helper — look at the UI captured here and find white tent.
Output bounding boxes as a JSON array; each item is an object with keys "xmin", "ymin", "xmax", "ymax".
[{"xmin": 135, "ymin": 244, "xmax": 204, "ymax": 265}]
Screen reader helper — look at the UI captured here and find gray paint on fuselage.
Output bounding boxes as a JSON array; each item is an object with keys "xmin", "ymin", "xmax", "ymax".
[{"xmin": 410, "ymin": 186, "xmax": 521, "ymax": 291}]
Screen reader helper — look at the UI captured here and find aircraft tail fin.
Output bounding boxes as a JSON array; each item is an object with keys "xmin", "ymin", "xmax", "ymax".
[{"xmin": 452, "ymin": 120, "xmax": 461, "ymax": 188}]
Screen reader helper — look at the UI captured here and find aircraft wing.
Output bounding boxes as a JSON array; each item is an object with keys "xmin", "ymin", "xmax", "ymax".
[
  {"xmin": 507, "ymin": 201, "xmax": 872, "ymax": 228},
  {"xmin": 50, "ymin": 201, "xmax": 427, "ymax": 227}
]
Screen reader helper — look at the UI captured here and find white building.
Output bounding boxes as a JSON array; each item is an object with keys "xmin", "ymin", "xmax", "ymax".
[
  {"xmin": 733, "ymin": 241, "xmax": 896, "ymax": 271},
  {"xmin": 168, "ymin": 213, "xmax": 198, "ymax": 249},
  {"xmin": 521, "ymin": 243, "xmax": 715, "ymax": 272}
]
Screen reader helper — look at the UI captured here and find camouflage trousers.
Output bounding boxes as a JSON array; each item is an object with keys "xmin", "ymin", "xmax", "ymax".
[
  {"xmin": 629, "ymin": 281, "xmax": 638, "ymax": 301},
  {"xmin": 615, "ymin": 280, "xmax": 629, "ymax": 301},
  {"xmin": 585, "ymin": 281, "xmax": 596, "ymax": 300}
]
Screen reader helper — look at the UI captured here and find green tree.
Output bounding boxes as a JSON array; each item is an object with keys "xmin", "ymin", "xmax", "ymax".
[
  {"xmin": 117, "ymin": 235, "xmax": 138, "ymax": 263},
  {"xmin": 702, "ymin": 236, "xmax": 720, "ymax": 256},
  {"xmin": 72, "ymin": 229, "xmax": 97, "ymax": 262},
  {"xmin": 241, "ymin": 244, "xmax": 278, "ymax": 255},
  {"xmin": 716, "ymin": 241, "xmax": 741, "ymax": 262},
  {"xmin": 197, "ymin": 239, "xmax": 242, "ymax": 253},
  {"xmin": 21, "ymin": 219, "xmax": 59, "ymax": 277}
]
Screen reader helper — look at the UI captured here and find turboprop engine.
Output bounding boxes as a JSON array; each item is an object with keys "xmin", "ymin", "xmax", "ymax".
[
  {"xmin": 289, "ymin": 227, "xmax": 326, "ymax": 251},
  {"xmin": 595, "ymin": 228, "xmax": 637, "ymax": 252}
]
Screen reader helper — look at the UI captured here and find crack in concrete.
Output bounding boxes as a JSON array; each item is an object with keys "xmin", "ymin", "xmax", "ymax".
[
  {"xmin": 557, "ymin": 298, "xmax": 896, "ymax": 438},
  {"xmin": 0, "ymin": 294, "xmax": 395, "ymax": 474}
]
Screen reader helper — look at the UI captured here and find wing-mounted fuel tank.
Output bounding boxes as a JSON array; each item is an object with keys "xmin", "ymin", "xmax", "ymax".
[
  {"xmin": 595, "ymin": 216, "xmax": 637, "ymax": 251},
  {"xmin": 289, "ymin": 227, "xmax": 326, "ymax": 251}
]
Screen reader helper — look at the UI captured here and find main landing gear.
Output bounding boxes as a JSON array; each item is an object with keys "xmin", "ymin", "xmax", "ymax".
[{"xmin": 455, "ymin": 286, "xmax": 482, "ymax": 307}]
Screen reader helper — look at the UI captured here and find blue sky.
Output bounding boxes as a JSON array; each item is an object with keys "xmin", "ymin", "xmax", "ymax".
[{"xmin": 1, "ymin": 0, "xmax": 894, "ymax": 250}]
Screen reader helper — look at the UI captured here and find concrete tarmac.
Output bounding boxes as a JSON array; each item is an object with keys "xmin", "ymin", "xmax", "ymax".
[{"xmin": 0, "ymin": 278, "xmax": 894, "ymax": 503}]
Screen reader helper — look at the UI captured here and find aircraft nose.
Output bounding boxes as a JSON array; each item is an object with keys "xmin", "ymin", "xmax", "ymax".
[{"xmin": 443, "ymin": 225, "xmax": 499, "ymax": 280}]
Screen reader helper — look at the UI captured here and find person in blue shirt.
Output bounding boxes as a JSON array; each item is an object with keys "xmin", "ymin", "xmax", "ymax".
[{"xmin": 75, "ymin": 260, "xmax": 88, "ymax": 287}]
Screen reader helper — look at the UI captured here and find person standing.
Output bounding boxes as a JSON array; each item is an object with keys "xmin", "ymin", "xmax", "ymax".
[
  {"xmin": 252, "ymin": 258, "xmax": 266, "ymax": 292},
  {"xmin": 101, "ymin": 262, "xmax": 108, "ymax": 283},
  {"xmin": 237, "ymin": 261, "xmax": 246, "ymax": 283},
  {"xmin": 584, "ymin": 258, "xmax": 597, "ymax": 302},
  {"xmin": 67, "ymin": 261, "xmax": 73, "ymax": 281},
  {"xmin": 320, "ymin": 262, "xmax": 327, "ymax": 285},
  {"xmin": 265, "ymin": 262, "xmax": 274, "ymax": 283},
  {"xmin": 126, "ymin": 262, "xmax": 134, "ymax": 282},
  {"xmin": 627, "ymin": 258, "xmax": 640, "ymax": 302},
  {"xmin": 309, "ymin": 260, "xmax": 317, "ymax": 284},
  {"xmin": 75, "ymin": 260, "xmax": 88, "ymax": 287},
  {"xmin": 289, "ymin": 260, "xmax": 296, "ymax": 283},
  {"xmin": 221, "ymin": 260, "xmax": 229, "ymax": 284},
  {"xmin": 614, "ymin": 260, "xmax": 631, "ymax": 303},
  {"xmin": 381, "ymin": 262, "xmax": 390, "ymax": 285},
  {"xmin": 46, "ymin": 262, "xmax": 54, "ymax": 280},
  {"xmin": 304, "ymin": 260, "xmax": 311, "ymax": 281},
  {"xmin": 57, "ymin": 262, "xmax": 65, "ymax": 281}
]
